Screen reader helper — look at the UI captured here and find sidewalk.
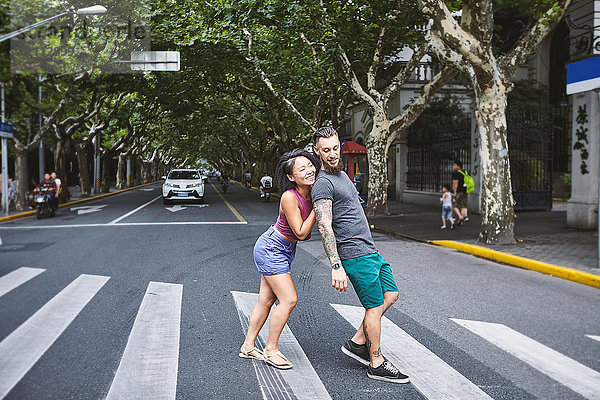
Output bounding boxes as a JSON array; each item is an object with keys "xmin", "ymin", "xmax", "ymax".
[{"xmin": 368, "ymin": 201, "xmax": 599, "ymax": 277}]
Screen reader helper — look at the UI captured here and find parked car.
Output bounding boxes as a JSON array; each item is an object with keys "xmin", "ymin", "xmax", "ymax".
[{"xmin": 162, "ymin": 169, "xmax": 206, "ymax": 205}]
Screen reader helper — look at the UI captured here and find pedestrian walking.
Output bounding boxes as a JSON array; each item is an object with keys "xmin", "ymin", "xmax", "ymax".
[
  {"xmin": 440, "ymin": 184, "xmax": 454, "ymax": 229},
  {"xmin": 239, "ymin": 149, "xmax": 318, "ymax": 370},
  {"xmin": 312, "ymin": 126, "xmax": 410, "ymax": 384},
  {"xmin": 452, "ymin": 160, "xmax": 469, "ymax": 225}
]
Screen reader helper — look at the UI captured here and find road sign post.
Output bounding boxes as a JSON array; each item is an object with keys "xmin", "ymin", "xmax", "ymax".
[{"xmin": 566, "ymin": 56, "xmax": 600, "ymax": 268}]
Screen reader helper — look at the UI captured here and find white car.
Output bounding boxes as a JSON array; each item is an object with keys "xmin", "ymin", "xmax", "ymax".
[{"xmin": 162, "ymin": 169, "xmax": 206, "ymax": 205}]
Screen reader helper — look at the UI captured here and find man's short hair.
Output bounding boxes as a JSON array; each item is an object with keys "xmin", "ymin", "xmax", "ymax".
[
  {"xmin": 454, "ymin": 160, "xmax": 462, "ymax": 169},
  {"xmin": 313, "ymin": 126, "xmax": 338, "ymax": 145}
]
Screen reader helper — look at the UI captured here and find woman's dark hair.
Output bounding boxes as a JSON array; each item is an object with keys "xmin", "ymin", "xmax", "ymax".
[
  {"xmin": 454, "ymin": 160, "xmax": 463, "ymax": 169},
  {"xmin": 443, "ymin": 184, "xmax": 451, "ymax": 191},
  {"xmin": 276, "ymin": 149, "xmax": 320, "ymax": 193}
]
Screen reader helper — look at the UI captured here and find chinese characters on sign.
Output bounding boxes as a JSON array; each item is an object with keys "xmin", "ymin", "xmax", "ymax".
[{"xmin": 573, "ymin": 104, "xmax": 589, "ymax": 175}]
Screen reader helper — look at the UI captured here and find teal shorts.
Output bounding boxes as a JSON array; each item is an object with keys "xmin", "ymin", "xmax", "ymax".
[{"xmin": 341, "ymin": 252, "xmax": 399, "ymax": 309}]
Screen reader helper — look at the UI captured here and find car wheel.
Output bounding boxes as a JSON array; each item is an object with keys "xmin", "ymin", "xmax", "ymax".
[{"xmin": 163, "ymin": 198, "xmax": 171, "ymax": 205}]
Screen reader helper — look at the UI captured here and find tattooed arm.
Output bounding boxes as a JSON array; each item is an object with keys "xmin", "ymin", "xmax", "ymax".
[{"xmin": 314, "ymin": 198, "xmax": 347, "ymax": 292}]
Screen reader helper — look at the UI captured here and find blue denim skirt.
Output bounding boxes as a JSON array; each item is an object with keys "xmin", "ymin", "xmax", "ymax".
[{"xmin": 253, "ymin": 226, "xmax": 297, "ymax": 275}]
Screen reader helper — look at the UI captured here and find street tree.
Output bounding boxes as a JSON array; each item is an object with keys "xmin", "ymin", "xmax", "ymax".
[{"xmin": 417, "ymin": 0, "xmax": 572, "ymax": 243}]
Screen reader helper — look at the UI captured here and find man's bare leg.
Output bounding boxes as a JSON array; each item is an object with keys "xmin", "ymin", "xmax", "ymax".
[{"xmin": 351, "ymin": 291, "xmax": 399, "ymax": 347}]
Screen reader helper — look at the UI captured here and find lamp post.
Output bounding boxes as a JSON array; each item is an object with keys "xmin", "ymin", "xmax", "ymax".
[{"xmin": 0, "ymin": 5, "xmax": 107, "ymax": 43}]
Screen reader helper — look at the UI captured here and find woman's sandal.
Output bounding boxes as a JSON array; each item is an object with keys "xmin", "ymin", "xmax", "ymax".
[
  {"xmin": 239, "ymin": 345, "xmax": 264, "ymax": 360},
  {"xmin": 263, "ymin": 351, "xmax": 293, "ymax": 370}
]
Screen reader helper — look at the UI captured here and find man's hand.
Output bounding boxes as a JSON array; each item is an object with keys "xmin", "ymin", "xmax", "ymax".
[{"xmin": 332, "ymin": 268, "xmax": 347, "ymax": 292}]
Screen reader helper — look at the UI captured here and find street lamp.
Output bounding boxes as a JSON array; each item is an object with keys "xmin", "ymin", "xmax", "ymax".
[{"xmin": 0, "ymin": 5, "xmax": 107, "ymax": 42}]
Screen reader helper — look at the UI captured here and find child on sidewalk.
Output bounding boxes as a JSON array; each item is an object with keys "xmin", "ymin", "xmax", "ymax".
[{"xmin": 440, "ymin": 184, "xmax": 454, "ymax": 229}]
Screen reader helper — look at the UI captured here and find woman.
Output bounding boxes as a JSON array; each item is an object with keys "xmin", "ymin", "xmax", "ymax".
[{"xmin": 239, "ymin": 149, "xmax": 318, "ymax": 369}]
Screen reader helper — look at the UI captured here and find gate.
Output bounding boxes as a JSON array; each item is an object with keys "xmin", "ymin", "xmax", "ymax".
[
  {"xmin": 407, "ymin": 114, "xmax": 471, "ymax": 192},
  {"xmin": 507, "ymin": 111, "xmax": 554, "ymax": 211}
]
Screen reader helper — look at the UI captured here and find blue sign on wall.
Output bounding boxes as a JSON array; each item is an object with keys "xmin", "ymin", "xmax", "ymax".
[{"xmin": 567, "ymin": 56, "xmax": 600, "ymax": 95}]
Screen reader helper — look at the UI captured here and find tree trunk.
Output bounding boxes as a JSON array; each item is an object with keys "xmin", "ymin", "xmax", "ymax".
[
  {"xmin": 54, "ymin": 140, "xmax": 67, "ymax": 202},
  {"xmin": 76, "ymin": 143, "xmax": 91, "ymax": 197},
  {"xmin": 116, "ymin": 153, "xmax": 126, "ymax": 189},
  {"xmin": 475, "ymin": 84, "xmax": 516, "ymax": 244},
  {"xmin": 365, "ymin": 115, "xmax": 391, "ymax": 216},
  {"xmin": 13, "ymin": 145, "xmax": 29, "ymax": 211},
  {"xmin": 101, "ymin": 154, "xmax": 112, "ymax": 193}
]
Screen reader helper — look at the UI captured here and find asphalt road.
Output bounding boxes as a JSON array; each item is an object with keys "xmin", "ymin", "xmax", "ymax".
[{"xmin": 0, "ymin": 179, "xmax": 599, "ymax": 400}]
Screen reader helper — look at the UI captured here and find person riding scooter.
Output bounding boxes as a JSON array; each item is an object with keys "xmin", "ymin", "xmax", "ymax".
[
  {"xmin": 221, "ymin": 175, "xmax": 229, "ymax": 193},
  {"xmin": 34, "ymin": 174, "xmax": 58, "ymax": 211},
  {"xmin": 260, "ymin": 173, "xmax": 273, "ymax": 200}
]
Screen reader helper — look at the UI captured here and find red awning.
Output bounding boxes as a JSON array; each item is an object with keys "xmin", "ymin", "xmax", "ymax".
[{"xmin": 342, "ymin": 141, "xmax": 367, "ymax": 155}]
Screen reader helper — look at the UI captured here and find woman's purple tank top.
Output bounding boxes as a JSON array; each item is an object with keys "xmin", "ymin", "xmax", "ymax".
[{"xmin": 274, "ymin": 189, "xmax": 312, "ymax": 241}]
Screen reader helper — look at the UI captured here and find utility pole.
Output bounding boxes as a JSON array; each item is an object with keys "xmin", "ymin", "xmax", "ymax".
[{"xmin": 38, "ymin": 77, "xmax": 44, "ymax": 182}]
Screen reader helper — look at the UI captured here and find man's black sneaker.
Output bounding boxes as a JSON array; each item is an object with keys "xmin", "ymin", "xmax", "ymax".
[
  {"xmin": 464, "ymin": 217, "xmax": 469, "ymax": 222},
  {"xmin": 367, "ymin": 361, "xmax": 410, "ymax": 384},
  {"xmin": 341, "ymin": 340, "xmax": 370, "ymax": 366}
]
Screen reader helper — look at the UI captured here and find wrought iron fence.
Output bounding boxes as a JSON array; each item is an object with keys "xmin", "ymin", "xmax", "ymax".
[
  {"xmin": 406, "ymin": 114, "xmax": 471, "ymax": 192},
  {"xmin": 507, "ymin": 110, "xmax": 554, "ymax": 210}
]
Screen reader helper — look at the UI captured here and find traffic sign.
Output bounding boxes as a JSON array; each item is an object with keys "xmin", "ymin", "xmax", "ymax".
[
  {"xmin": 130, "ymin": 51, "xmax": 180, "ymax": 72},
  {"xmin": 0, "ymin": 122, "xmax": 13, "ymax": 138},
  {"xmin": 566, "ymin": 56, "xmax": 600, "ymax": 95}
]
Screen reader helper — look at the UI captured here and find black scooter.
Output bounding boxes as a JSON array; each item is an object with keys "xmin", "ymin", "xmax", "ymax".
[{"xmin": 34, "ymin": 187, "xmax": 56, "ymax": 219}]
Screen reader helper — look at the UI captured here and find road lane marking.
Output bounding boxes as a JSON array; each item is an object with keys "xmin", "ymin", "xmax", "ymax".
[
  {"xmin": 0, "ymin": 274, "xmax": 109, "ymax": 399},
  {"xmin": 0, "ymin": 267, "xmax": 45, "ymax": 298},
  {"xmin": 106, "ymin": 281, "xmax": 182, "ymax": 400},
  {"xmin": 232, "ymin": 291, "xmax": 331, "ymax": 400},
  {"xmin": 165, "ymin": 204, "xmax": 209, "ymax": 212},
  {"xmin": 210, "ymin": 182, "xmax": 247, "ymax": 223},
  {"xmin": 107, "ymin": 195, "xmax": 162, "ymax": 224},
  {"xmin": 70, "ymin": 205, "xmax": 108, "ymax": 215},
  {"xmin": 332, "ymin": 304, "xmax": 492, "ymax": 400},
  {"xmin": 451, "ymin": 318, "xmax": 600, "ymax": 399},
  {"xmin": 586, "ymin": 335, "xmax": 600, "ymax": 343},
  {"xmin": 0, "ymin": 221, "xmax": 247, "ymax": 229}
]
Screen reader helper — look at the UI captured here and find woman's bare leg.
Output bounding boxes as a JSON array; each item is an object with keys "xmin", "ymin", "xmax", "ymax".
[
  {"xmin": 242, "ymin": 275, "xmax": 276, "ymax": 351},
  {"xmin": 263, "ymin": 273, "xmax": 297, "ymax": 363}
]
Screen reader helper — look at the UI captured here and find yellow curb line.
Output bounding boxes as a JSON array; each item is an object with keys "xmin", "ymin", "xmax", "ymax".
[
  {"xmin": 0, "ymin": 181, "xmax": 163, "ymax": 223},
  {"xmin": 209, "ymin": 181, "xmax": 247, "ymax": 223},
  {"xmin": 430, "ymin": 240, "xmax": 600, "ymax": 290}
]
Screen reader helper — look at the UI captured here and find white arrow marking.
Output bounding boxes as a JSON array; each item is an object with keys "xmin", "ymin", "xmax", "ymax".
[
  {"xmin": 140, "ymin": 188, "xmax": 154, "ymax": 191},
  {"xmin": 186, "ymin": 204, "xmax": 209, "ymax": 208},
  {"xmin": 452, "ymin": 318, "xmax": 600, "ymax": 399},
  {"xmin": 586, "ymin": 335, "xmax": 600, "ymax": 343},
  {"xmin": 165, "ymin": 204, "xmax": 186, "ymax": 212},
  {"xmin": 165, "ymin": 204, "xmax": 209, "ymax": 212},
  {"xmin": 70, "ymin": 205, "xmax": 108, "ymax": 215}
]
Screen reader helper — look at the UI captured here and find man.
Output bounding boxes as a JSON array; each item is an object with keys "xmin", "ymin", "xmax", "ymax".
[
  {"xmin": 259, "ymin": 173, "xmax": 273, "ymax": 198},
  {"xmin": 35, "ymin": 173, "xmax": 58, "ymax": 210},
  {"xmin": 311, "ymin": 126, "xmax": 409, "ymax": 384},
  {"xmin": 244, "ymin": 171, "xmax": 252, "ymax": 187},
  {"xmin": 51, "ymin": 172, "xmax": 61, "ymax": 202},
  {"xmin": 451, "ymin": 160, "xmax": 469, "ymax": 224}
]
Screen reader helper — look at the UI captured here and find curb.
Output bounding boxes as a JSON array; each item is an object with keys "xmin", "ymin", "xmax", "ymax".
[
  {"xmin": 430, "ymin": 240, "xmax": 600, "ymax": 290},
  {"xmin": 0, "ymin": 181, "xmax": 162, "ymax": 223}
]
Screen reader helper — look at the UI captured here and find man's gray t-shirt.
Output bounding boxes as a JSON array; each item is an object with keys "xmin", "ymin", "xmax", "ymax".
[{"xmin": 311, "ymin": 170, "xmax": 377, "ymax": 261}]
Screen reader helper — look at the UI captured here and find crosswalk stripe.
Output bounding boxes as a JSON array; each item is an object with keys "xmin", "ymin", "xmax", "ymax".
[
  {"xmin": 331, "ymin": 304, "xmax": 492, "ymax": 400},
  {"xmin": 106, "ymin": 281, "xmax": 183, "ymax": 400},
  {"xmin": 0, "ymin": 274, "xmax": 109, "ymax": 399},
  {"xmin": 451, "ymin": 318, "xmax": 600, "ymax": 399},
  {"xmin": 232, "ymin": 291, "xmax": 332, "ymax": 400},
  {"xmin": 586, "ymin": 335, "xmax": 600, "ymax": 343},
  {"xmin": 0, "ymin": 267, "xmax": 45, "ymax": 298}
]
